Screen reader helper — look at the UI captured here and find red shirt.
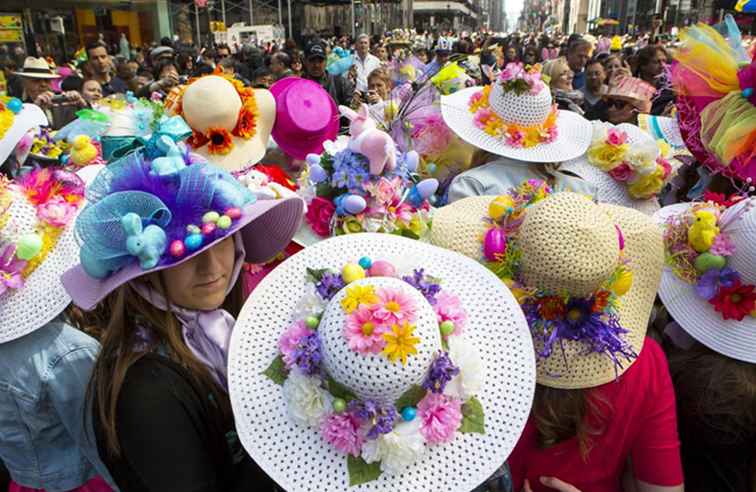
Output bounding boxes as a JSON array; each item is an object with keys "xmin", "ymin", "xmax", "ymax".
[{"xmin": 509, "ymin": 338, "xmax": 683, "ymax": 492}]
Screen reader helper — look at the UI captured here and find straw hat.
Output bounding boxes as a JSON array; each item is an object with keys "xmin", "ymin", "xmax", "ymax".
[
  {"xmin": 560, "ymin": 121, "xmax": 679, "ymax": 215},
  {"xmin": 228, "ymin": 233, "xmax": 536, "ymax": 491},
  {"xmin": 430, "ymin": 190, "xmax": 664, "ymax": 388},
  {"xmin": 0, "ymin": 97, "xmax": 47, "ymax": 165},
  {"xmin": 0, "ymin": 166, "xmax": 100, "ymax": 343},
  {"xmin": 269, "ymin": 77, "xmax": 339, "ymax": 160},
  {"xmin": 13, "ymin": 57, "xmax": 60, "ymax": 79},
  {"xmin": 171, "ymin": 75, "xmax": 276, "ymax": 173},
  {"xmin": 605, "ymin": 76, "xmax": 656, "ymax": 113},
  {"xmin": 655, "ymin": 198, "xmax": 756, "ymax": 363},
  {"xmin": 441, "ymin": 63, "xmax": 592, "ymax": 163}
]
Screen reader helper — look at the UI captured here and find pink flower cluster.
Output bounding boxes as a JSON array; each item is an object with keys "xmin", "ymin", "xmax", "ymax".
[
  {"xmin": 417, "ymin": 393, "xmax": 463, "ymax": 444},
  {"xmin": 433, "ymin": 291, "xmax": 467, "ymax": 336},
  {"xmin": 279, "ymin": 320, "xmax": 314, "ymax": 368},
  {"xmin": 344, "ymin": 287, "xmax": 418, "ymax": 354},
  {"xmin": 498, "ymin": 62, "xmax": 545, "ymax": 95},
  {"xmin": 606, "ymin": 128, "xmax": 627, "ymax": 146},
  {"xmin": 321, "ymin": 413, "xmax": 365, "ymax": 456},
  {"xmin": 411, "ymin": 114, "xmax": 453, "ymax": 157}
]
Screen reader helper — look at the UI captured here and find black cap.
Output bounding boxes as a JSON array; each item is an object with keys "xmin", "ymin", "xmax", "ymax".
[{"xmin": 304, "ymin": 40, "xmax": 327, "ymax": 60}]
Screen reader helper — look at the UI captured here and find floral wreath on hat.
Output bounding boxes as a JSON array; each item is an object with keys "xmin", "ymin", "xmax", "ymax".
[
  {"xmin": 262, "ymin": 257, "xmax": 485, "ymax": 486},
  {"xmin": 586, "ymin": 125, "xmax": 674, "ymax": 200},
  {"xmin": 0, "ymin": 96, "xmax": 24, "ymax": 140},
  {"xmin": 172, "ymin": 74, "xmax": 259, "ymax": 156},
  {"xmin": 662, "ymin": 198, "xmax": 756, "ymax": 321},
  {"xmin": 0, "ymin": 169, "xmax": 85, "ymax": 296},
  {"xmin": 467, "ymin": 63, "xmax": 558, "ymax": 149},
  {"xmin": 480, "ymin": 180, "xmax": 636, "ymax": 371}
]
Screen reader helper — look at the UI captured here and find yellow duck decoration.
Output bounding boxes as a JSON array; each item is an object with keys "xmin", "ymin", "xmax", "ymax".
[
  {"xmin": 70, "ymin": 135, "xmax": 98, "ymax": 166},
  {"xmin": 688, "ymin": 210, "xmax": 720, "ymax": 253}
]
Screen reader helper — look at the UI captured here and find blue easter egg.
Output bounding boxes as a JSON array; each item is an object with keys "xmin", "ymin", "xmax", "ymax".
[
  {"xmin": 7, "ymin": 98, "xmax": 23, "ymax": 114},
  {"xmin": 426, "ymin": 163, "xmax": 437, "ymax": 174},
  {"xmin": 306, "ymin": 153, "xmax": 321, "ymax": 166},
  {"xmin": 343, "ymin": 194, "xmax": 367, "ymax": 214},
  {"xmin": 401, "ymin": 407, "xmax": 417, "ymax": 422},
  {"xmin": 309, "ymin": 164, "xmax": 327, "ymax": 183},
  {"xmin": 404, "ymin": 151, "xmax": 419, "ymax": 172},
  {"xmin": 184, "ymin": 234, "xmax": 203, "ymax": 251},
  {"xmin": 743, "ymin": 87, "xmax": 754, "ymax": 98},
  {"xmin": 358, "ymin": 256, "xmax": 372, "ymax": 269},
  {"xmin": 416, "ymin": 178, "xmax": 439, "ymax": 199}
]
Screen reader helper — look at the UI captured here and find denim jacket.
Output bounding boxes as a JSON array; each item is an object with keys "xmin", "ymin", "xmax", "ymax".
[{"xmin": 0, "ymin": 319, "xmax": 114, "ymax": 491}]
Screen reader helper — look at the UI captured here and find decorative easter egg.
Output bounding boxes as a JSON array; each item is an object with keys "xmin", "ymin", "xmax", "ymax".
[
  {"xmin": 483, "ymin": 227, "xmax": 507, "ymax": 262},
  {"xmin": 217, "ymin": 215, "xmax": 232, "ymax": 229},
  {"xmin": 343, "ymin": 194, "xmax": 367, "ymax": 214},
  {"xmin": 342, "ymin": 263, "xmax": 366, "ymax": 283},
  {"xmin": 358, "ymin": 256, "xmax": 372, "ymax": 270},
  {"xmin": 401, "ymin": 407, "xmax": 417, "ymax": 421},
  {"xmin": 7, "ymin": 98, "xmax": 23, "ymax": 114},
  {"xmin": 489, "ymin": 195, "xmax": 515, "ymax": 220},
  {"xmin": 16, "ymin": 233, "xmax": 43, "ymax": 260},
  {"xmin": 694, "ymin": 252, "xmax": 726, "ymax": 273},
  {"xmin": 440, "ymin": 320, "xmax": 455, "ymax": 336},
  {"xmin": 202, "ymin": 211, "xmax": 220, "ymax": 224},
  {"xmin": 169, "ymin": 240, "xmax": 186, "ymax": 257},
  {"xmin": 333, "ymin": 398, "xmax": 347, "ymax": 413},
  {"xmin": 309, "ymin": 164, "xmax": 328, "ymax": 184},
  {"xmin": 201, "ymin": 222, "xmax": 217, "ymax": 235},
  {"xmin": 225, "ymin": 207, "xmax": 242, "ymax": 220},
  {"xmin": 415, "ymin": 178, "xmax": 439, "ymax": 199},
  {"xmin": 305, "ymin": 316, "xmax": 320, "ymax": 329},
  {"xmin": 184, "ymin": 234, "xmax": 203, "ymax": 251},
  {"xmin": 368, "ymin": 260, "xmax": 396, "ymax": 277},
  {"xmin": 426, "ymin": 163, "xmax": 437, "ymax": 175},
  {"xmin": 611, "ymin": 269, "xmax": 634, "ymax": 296},
  {"xmin": 404, "ymin": 151, "xmax": 420, "ymax": 172},
  {"xmin": 186, "ymin": 224, "xmax": 201, "ymax": 235},
  {"xmin": 305, "ymin": 153, "xmax": 321, "ymax": 167}
]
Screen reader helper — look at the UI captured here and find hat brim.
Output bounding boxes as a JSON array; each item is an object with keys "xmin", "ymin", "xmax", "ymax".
[
  {"xmin": 12, "ymin": 71, "xmax": 60, "ymax": 79},
  {"xmin": 0, "ymin": 104, "xmax": 48, "ymax": 165},
  {"xmin": 228, "ymin": 233, "xmax": 536, "ymax": 492},
  {"xmin": 654, "ymin": 203, "xmax": 756, "ymax": 363},
  {"xmin": 62, "ymin": 197, "xmax": 303, "ymax": 311},
  {"xmin": 441, "ymin": 87, "xmax": 592, "ymax": 163},
  {"xmin": 269, "ymin": 77, "xmax": 340, "ymax": 160},
  {"xmin": 430, "ymin": 195, "xmax": 663, "ymax": 389}
]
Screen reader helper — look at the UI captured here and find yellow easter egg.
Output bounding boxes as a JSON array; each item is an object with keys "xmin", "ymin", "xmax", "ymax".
[
  {"xmin": 611, "ymin": 269, "xmax": 633, "ymax": 296},
  {"xmin": 342, "ymin": 263, "xmax": 366, "ymax": 284},
  {"xmin": 489, "ymin": 195, "xmax": 515, "ymax": 220}
]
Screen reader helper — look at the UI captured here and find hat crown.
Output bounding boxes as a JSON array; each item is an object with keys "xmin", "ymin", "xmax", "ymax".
[
  {"xmin": 722, "ymin": 198, "xmax": 756, "ymax": 285},
  {"xmin": 489, "ymin": 82, "xmax": 553, "ymax": 127},
  {"xmin": 182, "ymin": 76, "xmax": 242, "ymax": 133},
  {"xmin": 281, "ymin": 80, "xmax": 333, "ymax": 132},
  {"xmin": 319, "ymin": 276, "xmax": 442, "ymax": 404},
  {"xmin": 519, "ymin": 193, "xmax": 619, "ymax": 297}
]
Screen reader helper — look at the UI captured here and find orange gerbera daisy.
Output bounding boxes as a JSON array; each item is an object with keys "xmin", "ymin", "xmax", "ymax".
[
  {"xmin": 187, "ymin": 130, "xmax": 209, "ymax": 148},
  {"xmin": 234, "ymin": 102, "xmax": 258, "ymax": 139},
  {"xmin": 207, "ymin": 127, "xmax": 234, "ymax": 155}
]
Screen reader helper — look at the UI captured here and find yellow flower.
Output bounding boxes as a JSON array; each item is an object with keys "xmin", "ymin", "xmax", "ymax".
[
  {"xmin": 627, "ymin": 166, "xmax": 665, "ymax": 199},
  {"xmin": 656, "ymin": 139, "xmax": 671, "ymax": 158},
  {"xmin": 522, "ymin": 128, "xmax": 541, "ymax": 148},
  {"xmin": 382, "ymin": 322, "xmax": 420, "ymax": 366},
  {"xmin": 407, "ymin": 215, "xmax": 428, "ymax": 237},
  {"xmin": 610, "ymin": 268, "xmax": 633, "ymax": 296},
  {"xmin": 587, "ymin": 143, "xmax": 628, "ymax": 171},
  {"xmin": 384, "ymin": 100, "xmax": 399, "ymax": 121},
  {"xmin": 341, "ymin": 284, "xmax": 379, "ymax": 313}
]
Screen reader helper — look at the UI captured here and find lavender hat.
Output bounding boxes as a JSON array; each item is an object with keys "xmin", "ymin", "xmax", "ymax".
[
  {"xmin": 270, "ymin": 77, "xmax": 339, "ymax": 160},
  {"xmin": 62, "ymin": 142, "xmax": 303, "ymax": 310}
]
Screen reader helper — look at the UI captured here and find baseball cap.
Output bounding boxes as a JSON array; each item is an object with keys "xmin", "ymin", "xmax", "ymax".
[{"xmin": 304, "ymin": 40, "xmax": 326, "ymax": 60}]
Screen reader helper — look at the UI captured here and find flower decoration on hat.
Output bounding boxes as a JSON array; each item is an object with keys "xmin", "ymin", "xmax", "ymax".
[
  {"xmin": 0, "ymin": 168, "xmax": 85, "ymax": 296},
  {"xmin": 299, "ymin": 107, "xmax": 437, "ymax": 240},
  {"xmin": 74, "ymin": 138, "xmax": 255, "ymax": 279},
  {"xmin": 263, "ymin": 257, "xmax": 485, "ymax": 485},
  {"xmin": 586, "ymin": 124, "xmax": 676, "ymax": 200},
  {"xmin": 481, "ymin": 180, "xmax": 637, "ymax": 373},
  {"xmin": 29, "ymin": 127, "xmax": 68, "ymax": 162},
  {"xmin": 173, "ymin": 74, "xmax": 259, "ymax": 155},
  {"xmin": 0, "ymin": 96, "xmax": 23, "ymax": 140},
  {"xmin": 467, "ymin": 63, "xmax": 558, "ymax": 149},
  {"xmin": 663, "ymin": 198, "xmax": 756, "ymax": 321}
]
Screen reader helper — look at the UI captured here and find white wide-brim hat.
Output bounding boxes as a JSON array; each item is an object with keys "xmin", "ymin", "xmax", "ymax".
[
  {"xmin": 228, "ymin": 233, "xmax": 536, "ymax": 491},
  {"xmin": 0, "ymin": 165, "xmax": 103, "ymax": 344},
  {"xmin": 655, "ymin": 201, "xmax": 756, "ymax": 363},
  {"xmin": 0, "ymin": 103, "xmax": 48, "ymax": 165},
  {"xmin": 441, "ymin": 86, "xmax": 592, "ymax": 163}
]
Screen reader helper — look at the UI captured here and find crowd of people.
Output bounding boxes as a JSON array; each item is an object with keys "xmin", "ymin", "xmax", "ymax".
[{"xmin": 0, "ymin": 16, "xmax": 755, "ymax": 492}]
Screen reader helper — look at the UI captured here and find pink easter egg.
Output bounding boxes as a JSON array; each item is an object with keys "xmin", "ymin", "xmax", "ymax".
[{"xmin": 368, "ymin": 260, "xmax": 396, "ymax": 277}]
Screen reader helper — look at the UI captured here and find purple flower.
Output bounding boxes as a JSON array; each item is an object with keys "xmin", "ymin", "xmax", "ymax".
[
  {"xmin": 331, "ymin": 150, "xmax": 369, "ymax": 190},
  {"xmin": 348, "ymin": 399, "xmax": 397, "ymax": 439},
  {"xmin": 695, "ymin": 267, "xmax": 741, "ymax": 301},
  {"xmin": 422, "ymin": 351, "xmax": 460, "ymax": 394},
  {"xmin": 292, "ymin": 332, "xmax": 323, "ymax": 376},
  {"xmin": 316, "ymin": 272, "xmax": 346, "ymax": 301},
  {"xmin": 0, "ymin": 244, "xmax": 27, "ymax": 296},
  {"xmin": 402, "ymin": 269, "xmax": 441, "ymax": 304}
]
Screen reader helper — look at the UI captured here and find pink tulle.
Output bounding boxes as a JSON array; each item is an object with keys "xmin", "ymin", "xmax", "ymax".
[{"xmin": 10, "ymin": 476, "xmax": 112, "ymax": 492}]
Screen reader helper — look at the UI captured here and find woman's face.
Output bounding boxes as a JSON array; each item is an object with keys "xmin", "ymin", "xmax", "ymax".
[
  {"xmin": 523, "ymin": 50, "xmax": 537, "ymax": 65},
  {"xmin": 81, "ymin": 80, "xmax": 102, "ymax": 103},
  {"xmin": 605, "ymin": 57, "xmax": 624, "ymax": 82},
  {"xmin": 368, "ymin": 77, "xmax": 389, "ymax": 99},
  {"xmin": 606, "ymin": 97, "xmax": 635, "ymax": 125},
  {"xmin": 553, "ymin": 67, "xmax": 574, "ymax": 92},
  {"xmin": 160, "ymin": 236, "xmax": 236, "ymax": 310},
  {"xmin": 160, "ymin": 64, "xmax": 179, "ymax": 80},
  {"xmin": 505, "ymin": 47, "xmax": 517, "ymax": 61}
]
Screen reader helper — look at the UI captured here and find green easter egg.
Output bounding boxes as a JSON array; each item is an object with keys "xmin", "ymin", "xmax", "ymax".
[
  {"xmin": 333, "ymin": 398, "xmax": 347, "ymax": 413},
  {"xmin": 202, "ymin": 211, "xmax": 221, "ymax": 224},
  {"xmin": 217, "ymin": 215, "xmax": 232, "ymax": 229},
  {"xmin": 305, "ymin": 316, "xmax": 320, "ymax": 329},
  {"xmin": 16, "ymin": 234, "xmax": 43, "ymax": 260},
  {"xmin": 694, "ymin": 252, "xmax": 727, "ymax": 273},
  {"xmin": 440, "ymin": 320, "xmax": 455, "ymax": 336}
]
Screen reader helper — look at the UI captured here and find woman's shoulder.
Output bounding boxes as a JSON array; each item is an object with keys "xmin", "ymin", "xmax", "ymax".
[{"xmin": 120, "ymin": 353, "xmax": 196, "ymax": 397}]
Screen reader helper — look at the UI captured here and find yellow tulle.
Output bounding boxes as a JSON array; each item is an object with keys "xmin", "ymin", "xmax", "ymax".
[
  {"xmin": 675, "ymin": 23, "xmax": 741, "ymax": 95},
  {"xmin": 700, "ymin": 92, "xmax": 756, "ymax": 166}
]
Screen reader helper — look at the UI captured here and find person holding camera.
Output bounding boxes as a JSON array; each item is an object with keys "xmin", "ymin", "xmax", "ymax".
[{"xmin": 13, "ymin": 57, "xmax": 86, "ymax": 130}]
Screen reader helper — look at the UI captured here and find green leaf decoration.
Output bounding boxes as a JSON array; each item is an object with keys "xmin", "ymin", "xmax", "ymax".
[
  {"xmin": 315, "ymin": 182, "xmax": 333, "ymax": 197},
  {"xmin": 459, "ymin": 396, "xmax": 485, "ymax": 434},
  {"xmin": 261, "ymin": 354, "xmax": 289, "ymax": 386},
  {"xmin": 306, "ymin": 267, "xmax": 330, "ymax": 283},
  {"xmin": 324, "ymin": 374, "xmax": 358, "ymax": 402},
  {"xmin": 394, "ymin": 384, "xmax": 426, "ymax": 411},
  {"xmin": 347, "ymin": 455, "xmax": 382, "ymax": 486}
]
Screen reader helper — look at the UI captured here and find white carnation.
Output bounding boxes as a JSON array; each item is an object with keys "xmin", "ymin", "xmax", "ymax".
[
  {"xmin": 323, "ymin": 135, "xmax": 350, "ymax": 155},
  {"xmin": 282, "ymin": 368, "xmax": 332, "ymax": 427},
  {"xmin": 361, "ymin": 419, "xmax": 426, "ymax": 475},
  {"xmin": 292, "ymin": 282, "xmax": 326, "ymax": 320},
  {"xmin": 444, "ymin": 336, "xmax": 484, "ymax": 400}
]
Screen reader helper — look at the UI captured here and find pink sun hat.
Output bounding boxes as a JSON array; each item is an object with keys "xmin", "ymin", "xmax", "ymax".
[{"xmin": 270, "ymin": 77, "xmax": 339, "ymax": 160}]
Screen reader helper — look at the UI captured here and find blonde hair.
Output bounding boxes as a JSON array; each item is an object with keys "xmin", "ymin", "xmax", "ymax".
[{"xmin": 542, "ymin": 57, "xmax": 571, "ymax": 90}]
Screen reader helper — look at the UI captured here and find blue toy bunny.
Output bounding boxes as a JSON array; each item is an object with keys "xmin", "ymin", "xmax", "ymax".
[
  {"xmin": 150, "ymin": 136, "xmax": 186, "ymax": 177},
  {"xmin": 122, "ymin": 213, "xmax": 168, "ymax": 269}
]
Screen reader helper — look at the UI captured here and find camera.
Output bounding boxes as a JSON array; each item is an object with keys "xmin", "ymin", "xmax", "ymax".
[{"xmin": 50, "ymin": 94, "xmax": 68, "ymax": 104}]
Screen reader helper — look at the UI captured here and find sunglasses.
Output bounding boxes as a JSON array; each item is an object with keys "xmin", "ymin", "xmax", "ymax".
[
  {"xmin": 605, "ymin": 98, "xmax": 630, "ymax": 110},
  {"xmin": 217, "ymin": 53, "xmax": 229, "ymax": 59}
]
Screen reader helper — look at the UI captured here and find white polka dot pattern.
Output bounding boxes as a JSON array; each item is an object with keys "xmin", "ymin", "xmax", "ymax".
[
  {"xmin": 320, "ymin": 277, "xmax": 441, "ymax": 404},
  {"xmin": 228, "ymin": 233, "xmax": 536, "ymax": 492},
  {"xmin": 489, "ymin": 83, "xmax": 553, "ymax": 127}
]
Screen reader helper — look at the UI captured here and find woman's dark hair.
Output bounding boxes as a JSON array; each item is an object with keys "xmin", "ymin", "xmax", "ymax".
[
  {"xmin": 153, "ymin": 58, "xmax": 178, "ymax": 80},
  {"xmin": 634, "ymin": 45, "xmax": 666, "ymax": 77},
  {"xmin": 61, "ymin": 75, "xmax": 84, "ymax": 93}
]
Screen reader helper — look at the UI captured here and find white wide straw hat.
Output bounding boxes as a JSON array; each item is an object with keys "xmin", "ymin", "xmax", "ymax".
[
  {"xmin": 0, "ymin": 100, "xmax": 48, "ymax": 165},
  {"xmin": 440, "ymin": 65, "xmax": 591, "ymax": 163},
  {"xmin": 560, "ymin": 122, "xmax": 679, "ymax": 215},
  {"xmin": 655, "ymin": 199, "xmax": 756, "ymax": 363},
  {"xmin": 228, "ymin": 233, "xmax": 536, "ymax": 491}
]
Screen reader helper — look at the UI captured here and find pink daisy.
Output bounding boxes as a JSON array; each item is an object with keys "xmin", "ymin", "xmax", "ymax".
[
  {"xmin": 434, "ymin": 291, "xmax": 467, "ymax": 336},
  {"xmin": 373, "ymin": 287, "xmax": 417, "ymax": 326},
  {"xmin": 321, "ymin": 412, "xmax": 365, "ymax": 457},
  {"xmin": 417, "ymin": 393, "xmax": 463, "ymax": 444},
  {"xmin": 344, "ymin": 305, "xmax": 388, "ymax": 354}
]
